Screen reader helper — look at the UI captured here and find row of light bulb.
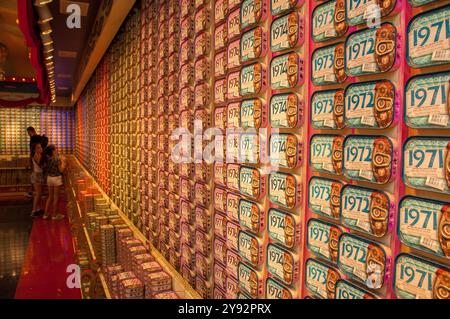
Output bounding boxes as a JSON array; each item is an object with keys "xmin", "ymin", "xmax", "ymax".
[{"xmin": 35, "ymin": 0, "xmax": 56, "ymax": 103}]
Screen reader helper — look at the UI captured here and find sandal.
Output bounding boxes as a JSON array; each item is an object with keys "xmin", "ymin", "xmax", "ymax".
[
  {"xmin": 52, "ymin": 214, "xmax": 65, "ymax": 221},
  {"xmin": 42, "ymin": 214, "xmax": 50, "ymax": 220}
]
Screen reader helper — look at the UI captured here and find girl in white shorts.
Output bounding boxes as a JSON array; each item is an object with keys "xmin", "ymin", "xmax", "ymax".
[{"xmin": 41, "ymin": 145, "xmax": 66, "ymax": 220}]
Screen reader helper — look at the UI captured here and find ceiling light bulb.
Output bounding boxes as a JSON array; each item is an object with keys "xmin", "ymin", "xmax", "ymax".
[
  {"xmin": 35, "ymin": 0, "xmax": 53, "ymax": 7},
  {"xmin": 39, "ymin": 22, "xmax": 52, "ymax": 35},
  {"xmin": 44, "ymin": 45, "xmax": 54, "ymax": 53},
  {"xmin": 41, "ymin": 33, "xmax": 53, "ymax": 46},
  {"xmin": 37, "ymin": 6, "xmax": 53, "ymax": 24}
]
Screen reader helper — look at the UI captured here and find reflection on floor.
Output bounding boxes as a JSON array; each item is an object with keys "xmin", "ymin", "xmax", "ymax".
[
  {"xmin": 0, "ymin": 199, "xmax": 33, "ymax": 299},
  {"xmin": 14, "ymin": 196, "xmax": 81, "ymax": 299}
]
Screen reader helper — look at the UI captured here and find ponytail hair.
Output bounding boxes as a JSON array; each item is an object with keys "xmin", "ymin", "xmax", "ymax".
[{"xmin": 40, "ymin": 144, "xmax": 56, "ymax": 169}]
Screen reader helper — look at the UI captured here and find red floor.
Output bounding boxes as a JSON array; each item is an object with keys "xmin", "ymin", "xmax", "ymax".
[{"xmin": 14, "ymin": 197, "xmax": 82, "ymax": 299}]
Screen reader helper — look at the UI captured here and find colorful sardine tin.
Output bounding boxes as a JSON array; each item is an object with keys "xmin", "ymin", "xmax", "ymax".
[
  {"xmin": 227, "ymin": 249, "xmax": 241, "ymax": 278},
  {"xmin": 405, "ymin": 71, "xmax": 450, "ymax": 129},
  {"xmin": 345, "ymin": 0, "xmax": 396, "ymax": 26},
  {"xmin": 227, "ymin": 164, "xmax": 240, "ymax": 191},
  {"xmin": 268, "ymin": 171, "xmax": 299, "ymax": 209},
  {"xmin": 238, "ymin": 166, "xmax": 261, "ymax": 199},
  {"xmin": 269, "ymin": 133, "xmax": 300, "ymax": 169},
  {"xmin": 312, "ymin": 0, "xmax": 347, "ymax": 42},
  {"xmin": 270, "ymin": 12, "xmax": 303, "ymax": 52},
  {"xmin": 267, "ymin": 244, "xmax": 298, "ymax": 286},
  {"xmin": 228, "ymin": 39, "xmax": 241, "ymax": 70},
  {"xmin": 345, "ymin": 80, "xmax": 395, "ymax": 129},
  {"xmin": 239, "ymin": 133, "xmax": 261, "ymax": 164},
  {"xmin": 337, "ymin": 233, "xmax": 388, "ymax": 290},
  {"xmin": 343, "ymin": 135, "xmax": 393, "ymax": 184},
  {"xmin": 240, "ymin": 98, "xmax": 264, "ymax": 129},
  {"xmin": 308, "ymin": 177, "xmax": 343, "ymax": 220},
  {"xmin": 228, "ymin": 102, "xmax": 241, "ymax": 128},
  {"xmin": 265, "ymin": 278, "xmax": 293, "ymax": 299},
  {"xmin": 227, "ymin": 221, "xmax": 241, "ymax": 251},
  {"xmin": 227, "ymin": 71, "xmax": 241, "ymax": 100},
  {"xmin": 345, "ymin": 23, "xmax": 397, "ymax": 76},
  {"xmin": 268, "ymin": 208, "xmax": 299, "ymax": 249},
  {"xmin": 341, "ymin": 185, "xmax": 391, "ymax": 238},
  {"xmin": 270, "ymin": 0, "xmax": 300, "ymax": 16},
  {"xmin": 407, "ymin": 6, "xmax": 450, "ymax": 68},
  {"xmin": 311, "ymin": 89, "xmax": 342, "ymax": 130},
  {"xmin": 238, "ymin": 230, "xmax": 263, "ymax": 268},
  {"xmin": 238, "ymin": 262, "xmax": 261, "ymax": 298},
  {"xmin": 307, "ymin": 218, "xmax": 342, "ymax": 264},
  {"xmin": 305, "ymin": 258, "xmax": 341, "ymax": 299},
  {"xmin": 215, "ymin": 50, "xmax": 227, "ymax": 78},
  {"xmin": 403, "ymin": 137, "xmax": 450, "ymax": 194},
  {"xmin": 215, "ymin": 23, "xmax": 228, "ymax": 51},
  {"xmin": 214, "ymin": 212, "xmax": 227, "ymax": 239},
  {"xmin": 270, "ymin": 93, "xmax": 301, "ymax": 128},
  {"xmin": 228, "ymin": 8, "xmax": 241, "ymax": 40},
  {"xmin": 240, "ymin": 0, "xmax": 265, "ymax": 30},
  {"xmin": 240, "ymin": 62, "xmax": 265, "ymax": 96},
  {"xmin": 241, "ymin": 27, "xmax": 265, "ymax": 63},
  {"xmin": 214, "ymin": 0, "xmax": 227, "ymax": 24},
  {"xmin": 310, "ymin": 135, "xmax": 344, "ymax": 175},
  {"xmin": 398, "ymin": 196, "xmax": 450, "ymax": 260},
  {"xmin": 394, "ymin": 253, "xmax": 450, "ymax": 299},
  {"xmin": 238, "ymin": 198, "xmax": 263, "ymax": 234},
  {"xmin": 311, "ymin": 44, "xmax": 341, "ymax": 85},
  {"xmin": 270, "ymin": 52, "xmax": 303, "ymax": 89},
  {"xmin": 214, "ymin": 187, "xmax": 227, "ymax": 212},
  {"xmin": 227, "ymin": 192, "xmax": 240, "ymax": 223}
]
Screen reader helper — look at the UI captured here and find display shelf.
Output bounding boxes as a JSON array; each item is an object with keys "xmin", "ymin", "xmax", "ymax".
[
  {"xmin": 72, "ymin": 156, "xmax": 201, "ymax": 299},
  {"xmin": 0, "ymin": 184, "xmax": 30, "ymax": 187},
  {"xmin": 0, "ymin": 167, "xmax": 29, "ymax": 170},
  {"xmin": 98, "ymin": 271, "xmax": 112, "ymax": 299},
  {"xmin": 67, "ymin": 179, "xmax": 109, "ymax": 299}
]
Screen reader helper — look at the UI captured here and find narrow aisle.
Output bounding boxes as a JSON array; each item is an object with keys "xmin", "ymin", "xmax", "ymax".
[{"xmin": 15, "ymin": 197, "xmax": 81, "ymax": 299}]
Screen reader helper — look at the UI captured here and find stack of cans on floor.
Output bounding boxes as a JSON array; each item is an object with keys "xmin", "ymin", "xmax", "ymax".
[
  {"xmin": 116, "ymin": 272, "xmax": 144, "ymax": 299},
  {"xmin": 144, "ymin": 271, "xmax": 172, "ymax": 299},
  {"xmin": 132, "ymin": 253, "xmax": 154, "ymax": 280},
  {"xmin": 102, "ymin": 230, "xmax": 178, "ymax": 299},
  {"xmin": 104, "ymin": 265, "xmax": 124, "ymax": 298},
  {"xmin": 100, "ymin": 225, "xmax": 116, "ymax": 265},
  {"xmin": 81, "ymin": 193, "xmax": 95, "ymax": 219}
]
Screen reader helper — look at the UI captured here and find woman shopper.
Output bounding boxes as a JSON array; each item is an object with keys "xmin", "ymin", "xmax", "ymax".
[
  {"xmin": 30, "ymin": 142, "xmax": 44, "ymax": 217},
  {"xmin": 41, "ymin": 145, "xmax": 66, "ymax": 221}
]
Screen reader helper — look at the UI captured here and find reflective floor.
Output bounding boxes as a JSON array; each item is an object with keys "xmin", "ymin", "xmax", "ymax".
[
  {"xmin": 0, "ymin": 195, "xmax": 81, "ymax": 299},
  {"xmin": 15, "ymin": 197, "xmax": 81, "ymax": 299},
  {"xmin": 0, "ymin": 199, "xmax": 33, "ymax": 299}
]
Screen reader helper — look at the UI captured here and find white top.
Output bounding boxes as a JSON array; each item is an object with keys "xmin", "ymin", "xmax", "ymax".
[{"xmin": 32, "ymin": 158, "xmax": 43, "ymax": 173}]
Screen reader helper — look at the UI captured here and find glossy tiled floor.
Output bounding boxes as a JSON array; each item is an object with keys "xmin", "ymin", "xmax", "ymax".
[
  {"xmin": 0, "ymin": 199, "xmax": 33, "ymax": 299},
  {"xmin": 15, "ymin": 196, "xmax": 81, "ymax": 299}
]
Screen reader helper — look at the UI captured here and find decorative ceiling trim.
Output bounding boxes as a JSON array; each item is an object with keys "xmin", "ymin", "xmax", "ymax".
[{"xmin": 0, "ymin": 0, "xmax": 50, "ymax": 107}]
